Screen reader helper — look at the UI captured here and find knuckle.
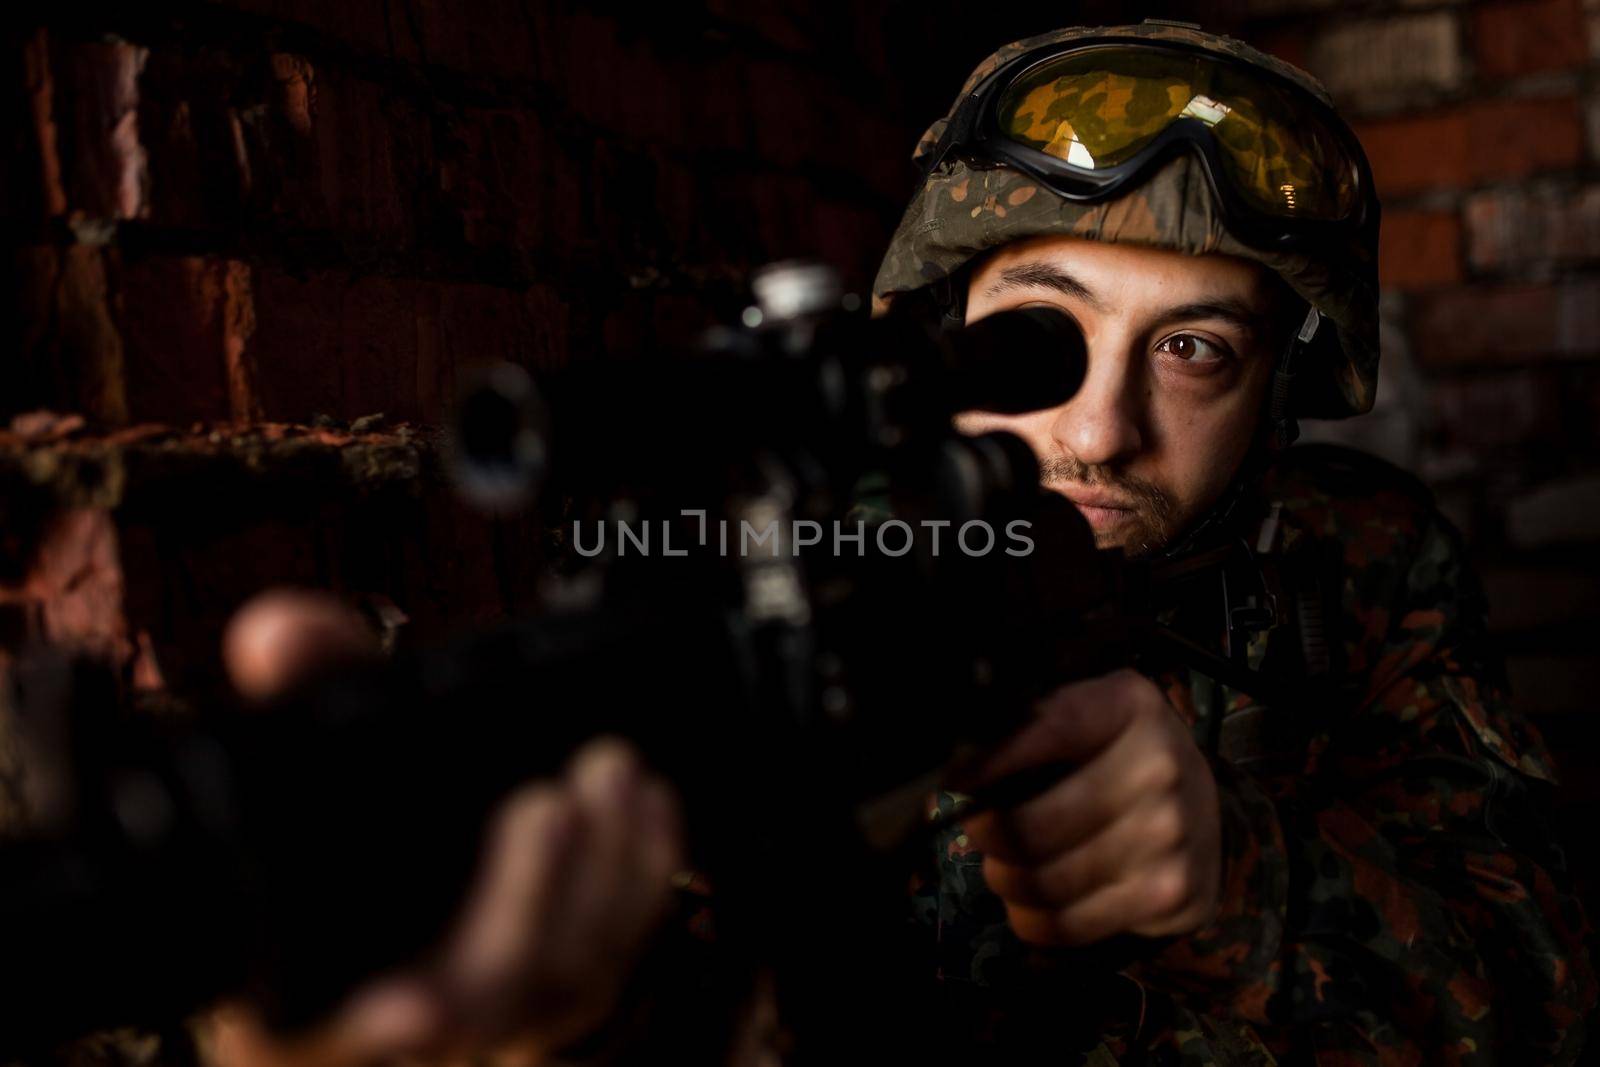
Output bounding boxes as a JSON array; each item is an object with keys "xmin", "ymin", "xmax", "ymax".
[
  {"xmin": 500, "ymin": 784, "xmax": 573, "ymax": 839},
  {"xmin": 982, "ymin": 856, "xmax": 1032, "ymax": 902},
  {"xmin": 1136, "ymin": 747, "xmax": 1182, "ymax": 794},
  {"xmin": 1145, "ymin": 802, "xmax": 1187, "ymax": 851},
  {"xmin": 1107, "ymin": 668, "xmax": 1154, "ymax": 708},
  {"xmin": 1144, "ymin": 860, "xmax": 1191, "ymax": 915}
]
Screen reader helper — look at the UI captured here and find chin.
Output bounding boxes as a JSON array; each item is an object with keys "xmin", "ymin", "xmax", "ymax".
[{"xmin": 1105, "ymin": 535, "xmax": 1160, "ymax": 559}]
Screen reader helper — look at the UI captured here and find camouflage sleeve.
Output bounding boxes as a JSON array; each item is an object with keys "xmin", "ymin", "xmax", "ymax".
[{"xmin": 1127, "ymin": 507, "xmax": 1598, "ymax": 1062}]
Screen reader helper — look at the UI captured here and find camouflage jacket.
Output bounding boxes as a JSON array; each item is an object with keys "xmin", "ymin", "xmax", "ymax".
[{"xmin": 913, "ymin": 443, "xmax": 1597, "ymax": 1065}]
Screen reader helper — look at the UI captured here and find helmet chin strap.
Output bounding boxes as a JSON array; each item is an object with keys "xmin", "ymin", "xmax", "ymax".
[{"xmin": 1269, "ymin": 304, "xmax": 1320, "ymax": 451}]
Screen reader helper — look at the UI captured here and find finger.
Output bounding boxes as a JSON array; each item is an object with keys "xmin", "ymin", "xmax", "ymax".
[
  {"xmin": 223, "ymin": 589, "xmax": 380, "ymax": 702},
  {"xmin": 314, "ymin": 977, "xmax": 447, "ymax": 1064},
  {"xmin": 1005, "ymin": 858, "xmax": 1191, "ymax": 947},
  {"xmin": 964, "ymin": 707, "xmax": 1182, "ymax": 863},
  {"xmin": 960, "ymin": 670, "xmax": 1149, "ymax": 791},
  {"xmin": 439, "ymin": 783, "xmax": 578, "ymax": 1010},
  {"xmin": 631, "ymin": 775, "xmax": 686, "ymax": 920},
  {"xmin": 574, "ymin": 774, "xmax": 685, "ymax": 987},
  {"xmin": 557, "ymin": 739, "xmax": 644, "ymax": 961},
  {"xmin": 981, "ymin": 795, "xmax": 1187, "ymax": 908},
  {"xmin": 206, "ymin": 982, "xmax": 445, "ymax": 1067}
]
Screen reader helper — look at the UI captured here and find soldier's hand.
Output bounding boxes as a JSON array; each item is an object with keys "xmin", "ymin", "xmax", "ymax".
[
  {"xmin": 959, "ymin": 668, "xmax": 1222, "ymax": 947},
  {"xmin": 209, "ymin": 590, "xmax": 685, "ymax": 1067}
]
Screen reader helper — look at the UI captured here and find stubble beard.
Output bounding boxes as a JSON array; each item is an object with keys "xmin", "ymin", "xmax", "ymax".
[{"xmin": 1036, "ymin": 454, "xmax": 1177, "ymax": 559}]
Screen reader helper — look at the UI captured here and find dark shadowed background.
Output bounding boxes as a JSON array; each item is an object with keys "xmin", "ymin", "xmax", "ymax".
[{"xmin": 6, "ymin": 0, "xmax": 1600, "ymax": 930}]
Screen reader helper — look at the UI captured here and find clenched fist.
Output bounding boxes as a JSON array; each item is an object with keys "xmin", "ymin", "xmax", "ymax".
[{"xmin": 961, "ymin": 668, "xmax": 1222, "ymax": 947}]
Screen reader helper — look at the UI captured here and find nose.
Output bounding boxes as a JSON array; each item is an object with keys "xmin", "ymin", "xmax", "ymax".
[{"xmin": 1049, "ymin": 338, "xmax": 1143, "ymax": 467}]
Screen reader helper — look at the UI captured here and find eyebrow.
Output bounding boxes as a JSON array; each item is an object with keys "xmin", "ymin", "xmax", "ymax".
[
  {"xmin": 1149, "ymin": 300, "xmax": 1276, "ymax": 340},
  {"xmin": 984, "ymin": 261, "xmax": 1274, "ymax": 340},
  {"xmin": 985, "ymin": 263, "xmax": 1108, "ymax": 312}
]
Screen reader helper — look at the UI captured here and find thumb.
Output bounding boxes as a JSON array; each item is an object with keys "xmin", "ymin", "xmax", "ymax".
[
  {"xmin": 320, "ymin": 976, "xmax": 449, "ymax": 1063},
  {"xmin": 223, "ymin": 589, "xmax": 380, "ymax": 703}
]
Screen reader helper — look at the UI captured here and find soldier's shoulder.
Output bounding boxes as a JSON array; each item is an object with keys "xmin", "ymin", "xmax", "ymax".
[{"xmin": 1261, "ymin": 442, "xmax": 1442, "ymax": 550}]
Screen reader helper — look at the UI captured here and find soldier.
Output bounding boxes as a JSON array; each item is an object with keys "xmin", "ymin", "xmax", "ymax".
[{"xmin": 869, "ymin": 19, "xmax": 1598, "ymax": 1064}]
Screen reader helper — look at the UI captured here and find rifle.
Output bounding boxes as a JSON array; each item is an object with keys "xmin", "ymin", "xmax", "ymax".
[{"xmin": 0, "ymin": 262, "xmax": 1334, "ymax": 1061}]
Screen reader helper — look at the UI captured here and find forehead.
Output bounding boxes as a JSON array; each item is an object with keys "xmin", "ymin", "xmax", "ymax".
[{"xmin": 968, "ymin": 234, "xmax": 1276, "ymax": 306}]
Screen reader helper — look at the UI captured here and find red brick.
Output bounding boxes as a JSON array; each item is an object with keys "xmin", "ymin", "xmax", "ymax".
[
  {"xmin": 220, "ymin": 0, "xmax": 394, "ymax": 62},
  {"xmin": 310, "ymin": 67, "xmax": 420, "ymax": 249},
  {"xmin": 20, "ymin": 28, "xmax": 67, "ymax": 221},
  {"xmin": 1506, "ymin": 654, "xmax": 1600, "ymax": 715},
  {"xmin": 52, "ymin": 38, "xmax": 150, "ymax": 222},
  {"xmin": 436, "ymin": 280, "xmax": 542, "ymax": 387},
  {"xmin": 253, "ymin": 266, "xmax": 577, "ymax": 424},
  {"xmin": 1232, "ymin": 0, "xmax": 1340, "ymax": 14},
  {"xmin": 135, "ymin": 46, "xmax": 247, "ymax": 231},
  {"xmin": 1305, "ymin": 13, "xmax": 1464, "ymax": 109},
  {"xmin": 1464, "ymin": 184, "xmax": 1600, "ymax": 270},
  {"xmin": 745, "ymin": 60, "xmax": 827, "ymax": 169},
  {"xmin": 444, "ymin": 107, "xmax": 553, "ymax": 255},
  {"xmin": 521, "ymin": 282, "xmax": 573, "ymax": 374},
  {"xmin": 0, "ymin": 509, "xmax": 137, "ymax": 667},
  {"xmin": 1412, "ymin": 283, "xmax": 1551, "ymax": 365},
  {"xmin": 250, "ymin": 266, "xmax": 342, "ymax": 421},
  {"xmin": 1483, "ymin": 564, "xmax": 1600, "ymax": 630},
  {"xmin": 117, "ymin": 255, "xmax": 256, "ymax": 424},
  {"xmin": 335, "ymin": 275, "xmax": 423, "ymax": 423},
  {"xmin": 1356, "ymin": 95, "xmax": 1584, "ymax": 197},
  {"xmin": 1471, "ymin": 0, "xmax": 1590, "ymax": 79},
  {"xmin": 703, "ymin": 0, "xmax": 816, "ymax": 53},
  {"xmin": 557, "ymin": 12, "xmax": 685, "ymax": 146},
  {"xmin": 811, "ymin": 200, "xmax": 893, "ymax": 292},
  {"xmin": 1379, "ymin": 209, "xmax": 1463, "ymax": 289},
  {"xmin": 440, "ymin": 107, "xmax": 589, "ymax": 257},
  {"xmin": 677, "ymin": 55, "xmax": 754, "ymax": 154},
  {"xmin": 1428, "ymin": 368, "xmax": 1562, "ymax": 449},
  {"xmin": 1468, "ymin": 97, "xmax": 1587, "ymax": 182},
  {"xmin": 390, "ymin": 0, "xmax": 542, "ymax": 82},
  {"xmin": 1410, "ymin": 280, "xmax": 1600, "ymax": 365},
  {"xmin": 1506, "ymin": 474, "xmax": 1600, "ymax": 547},
  {"xmin": 1357, "ymin": 113, "xmax": 1468, "ymax": 196},
  {"xmin": 1255, "ymin": 27, "xmax": 1312, "ymax": 75},
  {"xmin": 137, "ymin": 47, "xmax": 341, "ymax": 236},
  {"xmin": 16, "ymin": 244, "xmax": 129, "ymax": 425}
]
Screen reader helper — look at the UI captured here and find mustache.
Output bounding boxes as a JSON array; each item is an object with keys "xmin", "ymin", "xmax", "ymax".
[{"xmin": 1036, "ymin": 455, "xmax": 1175, "ymax": 540}]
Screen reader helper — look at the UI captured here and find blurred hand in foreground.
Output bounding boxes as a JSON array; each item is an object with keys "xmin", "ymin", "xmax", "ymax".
[{"xmin": 208, "ymin": 590, "xmax": 685, "ymax": 1067}]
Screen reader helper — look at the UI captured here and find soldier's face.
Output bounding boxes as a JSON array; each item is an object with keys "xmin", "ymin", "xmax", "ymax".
[{"xmin": 956, "ymin": 235, "xmax": 1282, "ymax": 557}]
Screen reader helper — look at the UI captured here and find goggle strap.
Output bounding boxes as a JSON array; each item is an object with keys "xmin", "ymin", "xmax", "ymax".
[{"xmin": 921, "ymin": 91, "xmax": 982, "ymax": 179}]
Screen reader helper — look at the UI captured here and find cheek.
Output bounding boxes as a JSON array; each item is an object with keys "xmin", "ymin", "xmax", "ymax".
[{"xmin": 1144, "ymin": 382, "xmax": 1263, "ymax": 509}]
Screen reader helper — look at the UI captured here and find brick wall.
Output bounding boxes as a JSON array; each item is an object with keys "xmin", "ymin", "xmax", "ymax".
[
  {"xmin": 4, "ymin": 1, "xmax": 956, "ymax": 698},
  {"xmin": 7, "ymin": 0, "xmax": 1600, "ymax": 884}
]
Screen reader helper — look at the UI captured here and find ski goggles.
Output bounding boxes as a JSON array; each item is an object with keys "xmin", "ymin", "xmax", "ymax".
[{"xmin": 921, "ymin": 38, "xmax": 1376, "ymax": 250}]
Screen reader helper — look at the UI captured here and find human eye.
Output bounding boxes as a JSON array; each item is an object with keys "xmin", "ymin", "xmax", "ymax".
[{"xmin": 1154, "ymin": 332, "xmax": 1232, "ymax": 369}]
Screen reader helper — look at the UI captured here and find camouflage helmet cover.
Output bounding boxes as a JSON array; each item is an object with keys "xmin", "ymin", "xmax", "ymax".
[{"xmin": 871, "ymin": 22, "xmax": 1381, "ymax": 418}]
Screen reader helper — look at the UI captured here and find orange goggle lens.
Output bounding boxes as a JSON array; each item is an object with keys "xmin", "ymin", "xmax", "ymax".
[{"xmin": 995, "ymin": 47, "xmax": 1360, "ymax": 221}]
